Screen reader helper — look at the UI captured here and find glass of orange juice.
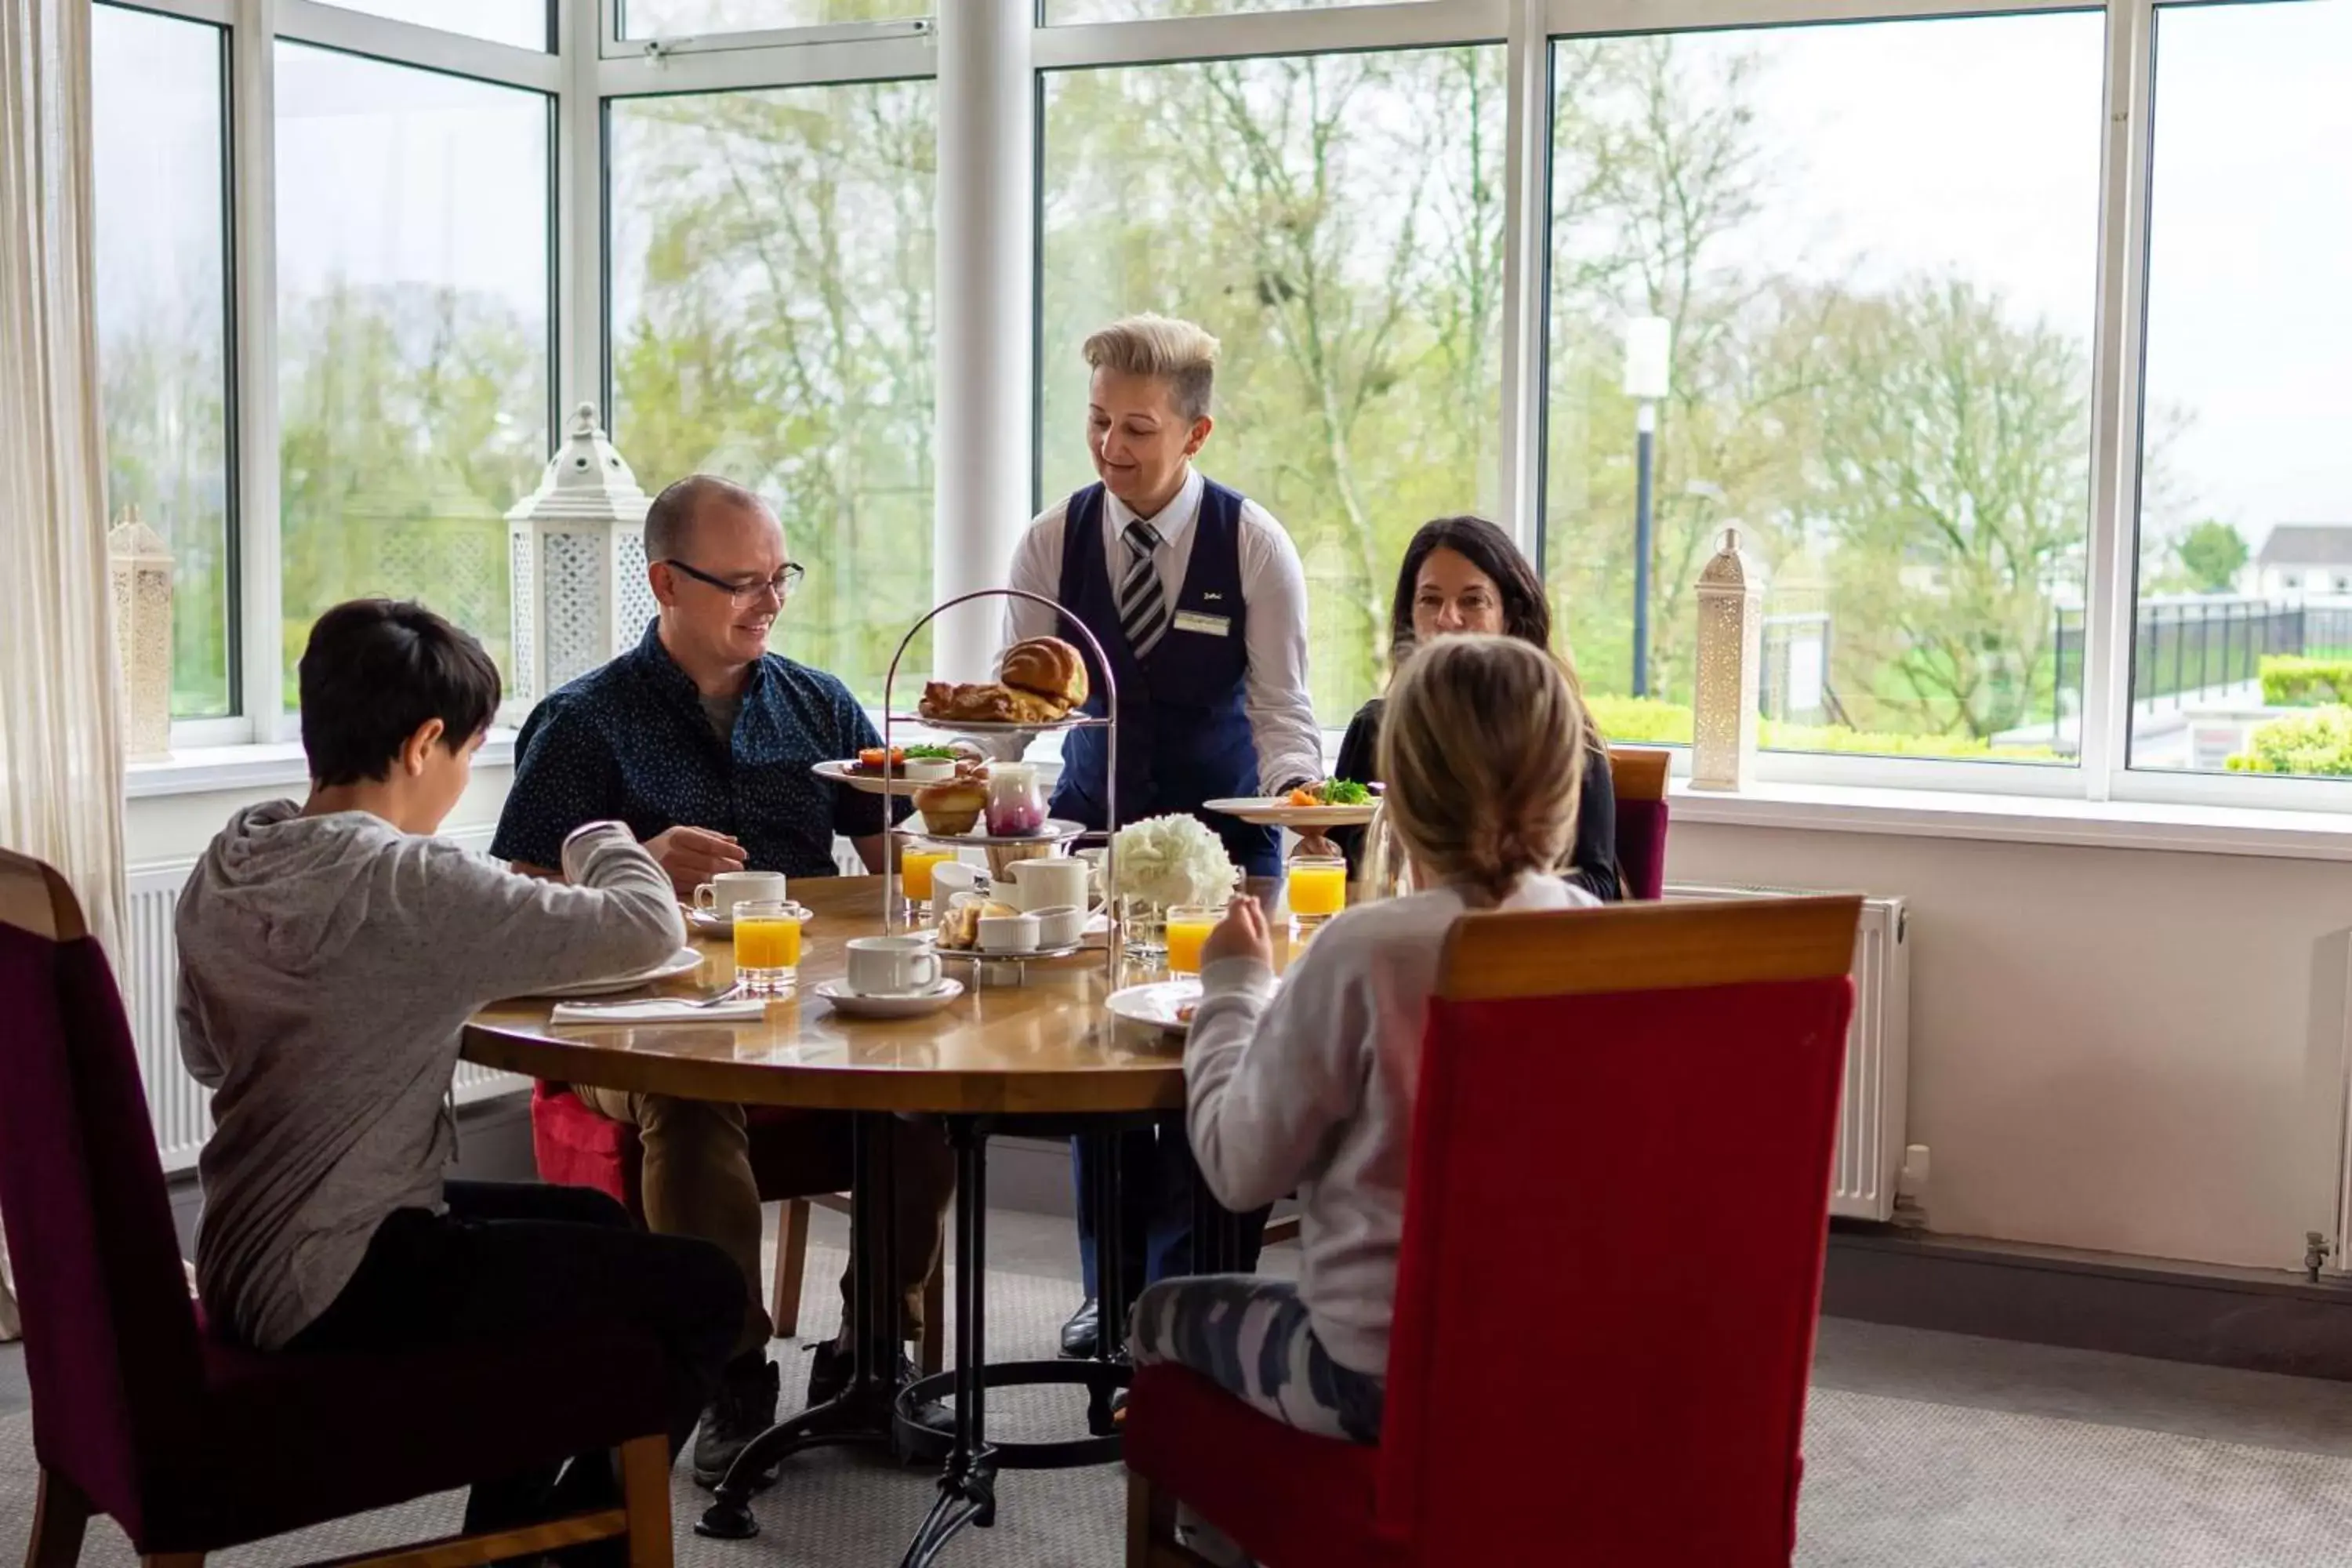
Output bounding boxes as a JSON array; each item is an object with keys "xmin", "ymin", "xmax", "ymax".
[
  {"xmin": 1287, "ymin": 853, "xmax": 1348, "ymax": 937},
  {"xmin": 732, "ymin": 899, "xmax": 804, "ymax": 995},
  {"xmin": 1164, "ymin": 906, "xmax": 1219, "ymax": 976},
  {"xmin": 902, "ymin": 847, "xmax": 954, "ymax": 915}
]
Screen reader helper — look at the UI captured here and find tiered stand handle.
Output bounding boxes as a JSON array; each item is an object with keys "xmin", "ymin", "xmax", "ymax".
[{"xmin": 880, "ymin": 588, "xmax": 1120, "ymax": 983}]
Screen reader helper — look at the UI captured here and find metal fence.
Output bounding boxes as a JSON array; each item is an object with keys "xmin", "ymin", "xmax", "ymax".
[{"xmin": 2052, "ymin": 599, "xmax": 2352, "ymax": 714}]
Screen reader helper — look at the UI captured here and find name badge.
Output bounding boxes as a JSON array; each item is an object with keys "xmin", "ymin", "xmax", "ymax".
[{"xmin": 1171, "ymin": 610, "xmax": 1232, "ymax": 639}]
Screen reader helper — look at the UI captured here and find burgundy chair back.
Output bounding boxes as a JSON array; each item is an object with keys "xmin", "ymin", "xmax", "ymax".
[
  {"xmin": 1374, "ymin": 896, "xmax": 1860, "ymax": 1565},
  {"xmin": 1606, "ymin": 746, "xmax": 1671, "ymax": 900},
  {"xmin": 0, "ymin": 854, "xmax": 206, "ymax": 1544}
]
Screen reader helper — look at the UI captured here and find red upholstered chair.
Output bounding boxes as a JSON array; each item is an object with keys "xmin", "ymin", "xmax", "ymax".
[
  {"xmin": 0, "ymin": 849, "xmax": 677, "ymax": 1568},
  {"xmin": 1123, "ymin": 894, "xmax": 1862, "ymax": 1568},
  {"xmin": 530, "ymin": 1083, "xmax": 944, "ymax": 1376},
  {"xmin": 1607, "ymin": 746, "xmax": 1671, "ymax": 900}
]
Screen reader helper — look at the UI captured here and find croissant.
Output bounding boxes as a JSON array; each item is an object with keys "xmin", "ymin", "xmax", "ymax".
[
  {"xmin": 1000, "ymin": 637, "xmax": 1088, "ymax": 710},
  {"xmin": 919, "ymin": 681, "xmax": 1022, "ymax": 724}
]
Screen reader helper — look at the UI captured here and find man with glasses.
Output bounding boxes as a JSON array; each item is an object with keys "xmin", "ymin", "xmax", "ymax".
[{"xmin": 492, "ymin": 473, "xmax": 955, "ymax": 1489}]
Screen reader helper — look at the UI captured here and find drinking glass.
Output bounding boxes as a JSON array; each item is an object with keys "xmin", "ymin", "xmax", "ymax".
[
  {"xmin": 731, "ymin": 899, "xmax": 804, "ymax": 995},
  {"xmin": 901, "ymin": 847, "xmax": 954, "ymax": 916},
  {"xmin": 1164, "ymin": 905, "xmax": 1219, "ymax": 976},
  {"xmin": 1286, "ymin": 853, "xmax": 1348, "ymax": 938}
]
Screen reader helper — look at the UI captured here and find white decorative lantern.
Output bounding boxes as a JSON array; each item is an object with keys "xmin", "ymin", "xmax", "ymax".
[
  {"xmin": 505, "ymin": 402, "xmax": 658, "ymax": 722},
  {"xmin": 1692, "ymin": 524, "xmax": 1762, "ymax": 792},
  {"xmin": 107, "ymin": 507, "xmax": 173, "ymax": 761}
]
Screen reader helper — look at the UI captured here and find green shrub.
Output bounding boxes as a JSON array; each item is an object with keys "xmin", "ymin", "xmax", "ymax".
[
  {"xmin": 2227, "ymin": 707, "xmax": 2352, "ymax": 776},
  {"xmin": 1583, "ymin": 694, "xmax": 2063, "ymax": 763},
  {"xmin": 2259, "ymin": 655, "xmax": 2352, "ymax": 707}
]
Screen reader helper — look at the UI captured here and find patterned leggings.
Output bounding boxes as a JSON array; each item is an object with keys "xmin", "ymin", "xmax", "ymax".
[{"xmin": 1127, "ymin": 1274, "xmax": 1385, "ymax": 1445}]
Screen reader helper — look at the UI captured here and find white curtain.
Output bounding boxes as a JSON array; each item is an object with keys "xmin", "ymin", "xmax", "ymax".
[{"xmin": 0, "ymin": 0, "xmax": 125, "ymax": 956}]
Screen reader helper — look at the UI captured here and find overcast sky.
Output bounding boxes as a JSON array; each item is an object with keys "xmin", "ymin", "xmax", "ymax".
[{"xmin": 91, "ymin": 0, "xmax": 2349, "ymax": 550}]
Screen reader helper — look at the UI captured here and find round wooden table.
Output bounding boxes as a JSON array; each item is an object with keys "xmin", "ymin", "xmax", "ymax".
[{"xmin": 461, "ymin": 874, "xmax": 1284, "ymax": 1568}]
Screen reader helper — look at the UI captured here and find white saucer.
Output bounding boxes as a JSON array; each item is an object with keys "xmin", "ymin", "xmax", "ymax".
[{"xmin": 814, "ymin": 978, "xmax": 964, "ymax": 1019}]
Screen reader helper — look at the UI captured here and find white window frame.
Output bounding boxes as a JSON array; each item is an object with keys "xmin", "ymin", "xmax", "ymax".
[{"xmin": 129, "ymin": 0, "xmax": 2352, "ymax": 829}]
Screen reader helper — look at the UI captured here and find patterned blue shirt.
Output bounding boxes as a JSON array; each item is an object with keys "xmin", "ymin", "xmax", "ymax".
[{"xmin": 492, "ymin": 619, "xmax": 904, "ymax": 878}]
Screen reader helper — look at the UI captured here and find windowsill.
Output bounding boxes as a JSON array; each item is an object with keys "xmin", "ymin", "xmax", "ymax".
[
  {"xmin": 1668, "ymin": 777, "xmax": 2352, "ymax": 863},
  {"xmin": 119, "ymin": 731, "xmax": 2352, "ymax": 862},
  {"xmin": 125, "ymin": 732, "xmax": 518, "ymax": 800}
]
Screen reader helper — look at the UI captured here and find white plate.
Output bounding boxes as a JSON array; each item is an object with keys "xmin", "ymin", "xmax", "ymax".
[
  {"xmin": 684, "ymin": 904, "xmax": 814, "ymax": 938},
  {"xmin": 811, "ymin": 758, "xmax": 958, "ymax": 797},
  {"xmin": 887, "ymin": 711, "xmax": 1104, "ymax": 735},
  {"xmin": 531, "ymin": 947, "xmax": 706, "ymax": 1000},
  {"xmin": 1106, "ymin": 979, "xmax": 1204, "ymax": 1035},
  {"xmin": 1203, "ymin": 796, "xmax": 1379, "ymax": 829},
  {"xmin": 815, "ymin": 978, "xmax": 965, "ymax": 1019}
]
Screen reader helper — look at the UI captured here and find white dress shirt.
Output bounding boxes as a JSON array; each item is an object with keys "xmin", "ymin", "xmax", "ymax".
[{"xmin": 996, "ymin": 466, "xmax": 1323, "ymax": 794}]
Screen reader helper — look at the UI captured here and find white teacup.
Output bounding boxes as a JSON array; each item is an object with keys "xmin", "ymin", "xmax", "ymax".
[
  {"xmin": 693, "ymin": 869, "xmax": 788, "ymax": 920},
  {"xmin": 1005, "ymin": 856, "xmax": 1099, "ymax": 916},
  {"xmin": 1027, "ymin": 904, "xmax": 1085, "ymax": 950},
  {"xmin": 845, "ymin": 935, "xmax": 944, "ymax": 997},
  {"xmin": 976, "ymin": 911, "xmax": 1042, "ymax": 953}
]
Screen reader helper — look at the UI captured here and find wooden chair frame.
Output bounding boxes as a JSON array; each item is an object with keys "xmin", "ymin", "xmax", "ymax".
[{"xmin": 2, "ymin": 849, "xmax": 678, "ymax": 1568}]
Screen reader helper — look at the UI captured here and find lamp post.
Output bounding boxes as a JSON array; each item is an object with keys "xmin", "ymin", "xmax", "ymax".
[{"xmin": 1624, "ymin": 315, "xmax": 1672, "ymax": 697}]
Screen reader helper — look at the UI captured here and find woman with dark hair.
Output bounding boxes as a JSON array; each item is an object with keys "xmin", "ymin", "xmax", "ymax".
[{"xmin": 1323, "ymin": 515, "xmax": 1622, "ymax": 901}]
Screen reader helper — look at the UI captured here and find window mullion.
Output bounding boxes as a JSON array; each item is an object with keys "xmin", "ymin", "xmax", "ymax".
[
  {"xmin": 1495, "ymin": 0, "xmax": 1549, "ymax": 563},
  {"xmin": 559, "ymin": 0, "xmax": 603, "ymax": 423},
  {"xmin": 230, "ymin": 0, "xmax": 286, "ymax": 737},
  {"xmin": 2080, "ymin": 0, "xmax": 2158, "ymax": 799}
]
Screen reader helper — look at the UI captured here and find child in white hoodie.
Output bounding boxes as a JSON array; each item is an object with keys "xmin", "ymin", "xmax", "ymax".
[{"xmin": 1129, "ymin": 634, "xmax": 1596, "ymax": 1446}]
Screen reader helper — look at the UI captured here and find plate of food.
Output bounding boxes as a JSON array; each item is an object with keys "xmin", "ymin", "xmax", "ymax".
[
  {"xmin": 813, "ymin": 744, "xmax": 964, "ymax": 797},
  {"xmin": 1203, "ymin": 779, "xmax": 1381, "ymax": 829},
  {"xmin": 1106, "ymin": 979, "xmax": 1204, "ymax": 1036},
  {"xmin": 895, "ymin": 636, "xmax": 1098, "ymax": 734}
]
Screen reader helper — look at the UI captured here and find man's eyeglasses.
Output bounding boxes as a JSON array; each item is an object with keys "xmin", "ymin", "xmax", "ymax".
[{"xmin": 658, "ymin": 557, "xmax": 807, "ymax": 606}]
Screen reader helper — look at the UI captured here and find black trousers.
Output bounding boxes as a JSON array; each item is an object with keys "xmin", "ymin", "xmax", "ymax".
[{"xmin": 290, "ymin": 1180, "xmax": 739, "ymax": 1533}]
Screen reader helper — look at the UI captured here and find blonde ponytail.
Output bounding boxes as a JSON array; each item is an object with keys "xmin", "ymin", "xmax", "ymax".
[{"xmin": 1377, "ymin": 636, "xmax": 1589, "ymax": 906}]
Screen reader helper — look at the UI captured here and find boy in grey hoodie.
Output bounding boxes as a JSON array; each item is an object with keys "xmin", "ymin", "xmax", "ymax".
[{"xmin": 176, "ymin": 599, "xmax": 739, "ymax": 1536}]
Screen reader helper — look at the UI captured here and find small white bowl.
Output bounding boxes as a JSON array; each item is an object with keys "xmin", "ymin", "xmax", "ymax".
[
  {"xmin": 902, "ymin": 757, "xmax": 955, "ymax": 782},
  {"xmin": 1027, "ymin": 904, "xmax": 1086, "ymax": 950},
  {"xmin": 976, "ymin": 912, "xmax": 1041, "ymax": 953}
]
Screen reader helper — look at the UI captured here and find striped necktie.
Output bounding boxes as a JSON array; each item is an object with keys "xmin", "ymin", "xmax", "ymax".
[{"xmin": 1119, "ymin": 520, "xmax": 1170, "ymax": 660}]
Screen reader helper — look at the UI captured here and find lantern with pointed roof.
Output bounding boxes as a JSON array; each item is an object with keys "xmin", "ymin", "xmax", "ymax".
[
  {"xmin": 1692, "ymin": 524, "xmax": 1763, "ymax": 792},
  {"xmin": 108, "ymin": 506, "xmax": 174, "ymax": 761},
  {"xmin": 506, "ymin": 402, "xmax": 657, "ymax": 722}
]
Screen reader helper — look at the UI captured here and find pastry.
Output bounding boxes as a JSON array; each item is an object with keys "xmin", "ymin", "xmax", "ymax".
[
  {"xmin": 999, "ymin": 636, "xmax": 1088, "ymax": 710},
  {"xmin": 940, "ymin": 898, "xmax": 1022, "ymax": 950},
  {"xmin": 920, "ymin": 681, "xmax": 1023, "ymax": 724},
  {"xmin": 914, "ymin": 779, "xmax": 986, "ymax": 837}
]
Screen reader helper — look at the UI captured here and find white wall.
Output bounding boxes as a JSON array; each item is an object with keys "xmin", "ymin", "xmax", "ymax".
[
  {"xmin": 128, "ymin": 760, "xmax": 515, "ymax": 866},
  {"xmin": 124, "ymin": 769, "xmax": 2352, "ymax": 1277},
  {"xmin": 1672, "ymin": 820, "xmax": 2351, "ymax": 1275}
]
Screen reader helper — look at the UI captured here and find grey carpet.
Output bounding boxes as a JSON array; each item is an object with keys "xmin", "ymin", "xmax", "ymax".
[{"xmin": 9, "ymin": 1245, "xmax": 2352, "ymax": 1566}]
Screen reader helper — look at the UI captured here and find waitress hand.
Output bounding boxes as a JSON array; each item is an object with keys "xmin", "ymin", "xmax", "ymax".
[
  {"xmin": 1201, "ymin": 894, "xmax": 1273, "ymax": 971},
  {"xmin": 1290, "ymin": 830, "xmax": 1339, "ymax": 860}
]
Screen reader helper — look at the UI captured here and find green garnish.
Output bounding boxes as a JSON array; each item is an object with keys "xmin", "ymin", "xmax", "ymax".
[
  {"xmin": 904, "ymin": 744, "xmax": 956, "ymax": 760},
  {"xmin": 1321, "ymin": 779, "xmax": 1372, "ymax": 805}
]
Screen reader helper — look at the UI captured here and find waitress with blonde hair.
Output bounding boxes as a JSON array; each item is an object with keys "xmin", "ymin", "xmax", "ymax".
[{"xmin": 991, "ymin": 312, "xmax": 1324, "ymax": 1358}]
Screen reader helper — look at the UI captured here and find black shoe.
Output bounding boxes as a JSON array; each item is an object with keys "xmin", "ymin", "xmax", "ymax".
[
  {"xmin": 1059, "ymin": 1298, "xmax": 1100, "ymax": 1359},
  {"xmin": 691, "ymin": 1356, "xmax": 781, "ymax": 1491},
  {"xmin": 807, "ymin": 1340, "xmax": 955, "ymax": 1434}
]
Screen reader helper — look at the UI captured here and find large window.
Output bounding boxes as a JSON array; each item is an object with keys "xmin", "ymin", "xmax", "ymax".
[
  {"xmin": 1040, "ymin": 45, "xmax": 1506, "ymax": 727},
  {"xmin": 2131, "ymin": 0, "xmax": 2352, "ymax": 779},
  {"xmin": 274, "ymin": 43, "xmax": 553, "ymax": 703},
  {"xmin": 93, "ymin": 5, "xmax": 234, "ymax": 721},
  {"xmin": 1544, "ymin": 17, "xmax": 2106, "ymax": 766},
  {"xmin": 607, "ymin": 82, "xmax": 936, "ymax": 701},
  {"xmin": 317, "ymin": 1, "xmax": 550, "ymax": 51}
]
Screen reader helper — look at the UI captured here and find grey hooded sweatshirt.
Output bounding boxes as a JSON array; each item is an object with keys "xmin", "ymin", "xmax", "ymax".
[{"xmin": 175, "ymin": 804, "xmax": 683, "ymax": 1349}]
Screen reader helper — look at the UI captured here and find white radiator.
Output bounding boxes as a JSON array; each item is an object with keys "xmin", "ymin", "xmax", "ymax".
[
  {"xmin": 1664, "ymin": 885, "xmax": 1911, "ymax": 1222},
  {"xmin": 122, "ymin": 826, "xmax": 526, "ymax": 1174}
]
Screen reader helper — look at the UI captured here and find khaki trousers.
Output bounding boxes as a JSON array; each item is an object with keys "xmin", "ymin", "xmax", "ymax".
[{"xmin": 569, "ymin": 1087, "xmax": 954, "ymax": 1360}]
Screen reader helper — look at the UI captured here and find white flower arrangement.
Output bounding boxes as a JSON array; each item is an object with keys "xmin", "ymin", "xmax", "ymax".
[{"xmin": 1106, "ymin": 813, "xmax": 1240, "ymax": 909}]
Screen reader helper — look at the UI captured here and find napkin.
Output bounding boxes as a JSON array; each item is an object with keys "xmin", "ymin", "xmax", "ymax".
[{"xmin": 549, "ymin": 997, "xmax": 768, "ymax": 1025}]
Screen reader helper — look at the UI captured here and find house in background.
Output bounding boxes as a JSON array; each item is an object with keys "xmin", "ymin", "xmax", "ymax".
[{"xmin": 2256, "ymin": 523, "xmax": 2352, "ymax": 597}]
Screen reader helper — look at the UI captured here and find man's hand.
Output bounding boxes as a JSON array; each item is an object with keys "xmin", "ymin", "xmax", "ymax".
[
  {"xmin": 1202, "ymin": 894, "xmax": 1273, "ymax": 971},
  {"xmin": 644, "ymin": 826, "xmax": 746, "ymax": 896}
]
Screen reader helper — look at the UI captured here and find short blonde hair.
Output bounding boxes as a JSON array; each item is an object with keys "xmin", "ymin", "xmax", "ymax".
[
  {"xmin": 1378, "ymin": 635, "xmax": 1589, "ymax": 905},
  {"xmin": 1083, "ymin": 314, "xmax": 1219, "ymax": 423}
]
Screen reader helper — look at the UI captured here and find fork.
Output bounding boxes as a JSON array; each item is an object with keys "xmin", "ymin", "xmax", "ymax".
[{"xmin": 564, "ymin": 983, "xmax": 745, "ymax": 1012}]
